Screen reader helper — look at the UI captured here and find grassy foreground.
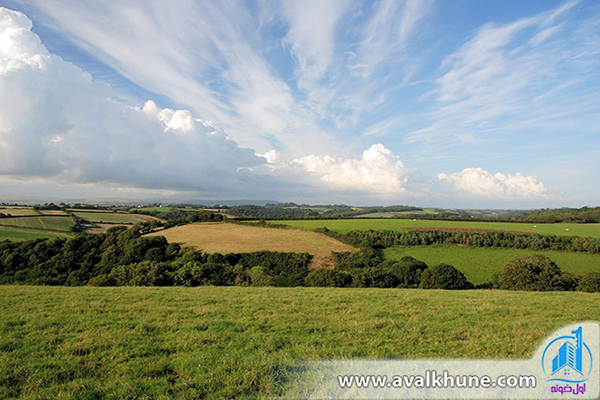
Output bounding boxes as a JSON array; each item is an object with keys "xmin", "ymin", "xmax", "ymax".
[{"xmin": 1, "ymin": 286, "xmax": 599, "ymax": 398}]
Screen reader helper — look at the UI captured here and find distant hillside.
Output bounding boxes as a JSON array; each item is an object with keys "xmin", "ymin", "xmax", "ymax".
[{"xmin": 506, "ymin": 207, "xmax": 600, "ymax": 223}]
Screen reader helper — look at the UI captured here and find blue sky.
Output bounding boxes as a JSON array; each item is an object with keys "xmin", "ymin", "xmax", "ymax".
[{"xmin": 0, "ymin": 0, "xmax": 598, "ymax": 207}]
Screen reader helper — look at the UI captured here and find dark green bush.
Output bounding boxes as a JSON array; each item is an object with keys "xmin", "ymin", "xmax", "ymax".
[
  {"xmin": 419, "ymin": 263, "xmax": 473, "ymax": 290},
  {"xmin": 577, "ymin": 272, "xmax": 600, "ymax": 292},
  {"xmin": 379, "ymin": 256, "xmax": 428, "ymax": 288},
  {"xmin": 498, "ymin": 255, "xmax": 562, "ymax": 291},
  {"xmin": 305, "ymin": 268, "xmax": 353, "ymax": 287},
  {"xmin": 352, "ymin": 267, "xmax": 399, "ymax": 288}
]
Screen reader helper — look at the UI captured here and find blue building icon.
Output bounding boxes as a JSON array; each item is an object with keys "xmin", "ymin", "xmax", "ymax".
[{"xmin": 552, "ymin": 327, "xmax": 583, "ymax": 375}]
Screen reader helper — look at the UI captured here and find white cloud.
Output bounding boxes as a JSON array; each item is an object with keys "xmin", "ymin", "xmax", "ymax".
[
  {"xmin": 290, "ymin": 144, "xmax": 410, "ymax": 195},
  {"xmin": 0, "ymin": 8, "xmax": 265, "ymax": 196},
  {"xmin": 437, "ymin": 168, "xmax": 548, "ymax": 199}
]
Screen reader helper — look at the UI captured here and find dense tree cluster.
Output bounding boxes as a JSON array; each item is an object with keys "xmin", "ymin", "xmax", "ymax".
[
  {"xmin": 340, "ymin": 230, "xmax": 600, "ymax": 253},
  {"xmin": 0, "ymin": 223, "xmax": 309, "ymax": 287},
  {"xmin": 498, "ymin": 255, "xmax": 581, "ymax": 291},
  {"xmin": 227, "ymin": 205, "xmax": 319, "ymax": 219},
  {"xmin": 0, "ymin": 223, "xmax": 598, "ymax": 292},
  {"xmin": 130, "ymin": 208, "xmax": 224, "ymax": 224},
  {"xmin": 505, "ymin": 206, "xmax": 600, "ymax": 223},
  {"xmin": 225, "ymin": 203, "xmax": 425, "ymax": 219}
]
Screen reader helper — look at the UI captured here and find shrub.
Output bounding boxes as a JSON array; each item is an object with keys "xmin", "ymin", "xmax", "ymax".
[
  {"xmin": 87, "ymin": 274, "xmax": 113, "ymax": 286},
  {"xmin": 305, "ymin": 268, "xmax": 353, "ymax": 287},
  {"xmin": 380, "ymin": 256, "xmax": 428, "ymax": 288},
  {"xmin": 498, "ymin": 255, "xmax": 562, "ymax": 291},
  {"xmin": 248, "ymin": 266, "xmax": 272, "ymax": 287},
  {"xmin": 352, "ymin": 267, "xmax": 399, "ymax": 288},
  {"xmin": 577, "ymin": 272, "xmax": 600, "ymax": 292},
  {"xmin": 173, "ymin": 262, "xmax": 233, "ymax": 286},
  {"xmin": 419, "ymin": 263, "xmax": 473, "ymax": 290},
  {"xmin": 551, "ymin": 272, "xmax": 578, "ymax": 291}
]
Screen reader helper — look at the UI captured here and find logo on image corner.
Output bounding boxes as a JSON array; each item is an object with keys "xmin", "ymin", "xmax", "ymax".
[{"xmin": 541, "ymin": 326, "xmax": 593, "ymax": 384}]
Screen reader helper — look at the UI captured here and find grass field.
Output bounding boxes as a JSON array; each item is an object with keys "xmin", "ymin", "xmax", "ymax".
[
  {"xmin": 0, "ymin": 216, "xmax": 74, "ymax": 232},
  {"xmin": 146, "ymin": 222, "xmax": 356, "ymax": 267},
  {"xmin": 0, "ymin": 225, "xmax": 73, "ymax": 241},
  {"xmin": 0, "ymin": 285, "xmax": 598, "ymax": 398},
  {"xmin": 38, "ymin": 210, "xmax": 68, "ymax": 216},
  {"xmin": 73, "ymin": 211, "xmax": 160, "ymax": 224},
  {"xmin": 130, "ymin": 206, "xmax": 196, "ymax": 213},
  {"xmin": 273, "ymin": 219, "xmax": 600, "ymax": 237},
  {"xmin": 383, "ymin": 245, "xmax": 600, "ymax": 285},
  {"xmin": 0, "ymin": 207, "xmax": 40, "ymax": 216},
  {"xmin": 67, "ymin": 208, "xmax": 114, "ymax": 213}
]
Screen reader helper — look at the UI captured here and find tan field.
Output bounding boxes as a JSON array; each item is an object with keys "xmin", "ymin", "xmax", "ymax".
[{"xmin": 146, "ymin": 222, "xmax": 356, "ymax": 267}]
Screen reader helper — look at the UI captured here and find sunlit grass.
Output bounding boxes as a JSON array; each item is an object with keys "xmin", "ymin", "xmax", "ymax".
[
  {"xmin": 1, "ymin": 285, "xmax": 598, "ymax": 398},
  {"xmin": 384, "ymin": 245, "xmax": 600, "ymax": 284}
]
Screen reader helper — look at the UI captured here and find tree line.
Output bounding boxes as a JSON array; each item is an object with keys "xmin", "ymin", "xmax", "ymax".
[{"xmin": 326, "ymin": 229, "xmax": 600, "ymax": 253}]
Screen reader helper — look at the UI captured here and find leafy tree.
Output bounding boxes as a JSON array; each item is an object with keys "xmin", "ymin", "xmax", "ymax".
[
  {"xmin": 419, "ymin": 263, "xmax": 473, "ymax": 290},
  {"xmin": 498, "ymin": 255, "xmax": 563, "ymax": 291},
  {"xmin": 305, "ymin": 268, "xmax": 353, "ymax": 287},
  {"xmin": 248, "ymin": 266, "xmax": 272, "ymax": 287},
  {"xmin": 577, "ymin": 272, "xmax": 600, "ymax": 292},
  {"xmin": 379, "ymin": 256, "xmax": 428, "ymax": 288}
]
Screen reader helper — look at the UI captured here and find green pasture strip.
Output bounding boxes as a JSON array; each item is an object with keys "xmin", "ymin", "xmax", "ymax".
[
  {"xmin": 0, "ymin": 286, "xmax": 598, "ymax": 398},
  {"xmin": 0, "ymin": 226, "xmax": 73, "ymax": 241},
  {"xmin": 383, "ymin": 245, "xmax": 600, "ymax": 285},
  {"xmin": 0, "ymin": 216, "xmax": 74, "ymax": 232},
  {"xmin": 67, "ymin": 209, "xmax": 114, "ymax": 213},
  {"xmin": 72, "ymin": 212, "xmax": 139, "ymax": 224}
]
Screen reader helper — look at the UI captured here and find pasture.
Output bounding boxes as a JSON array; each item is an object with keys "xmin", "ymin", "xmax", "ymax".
[
  {"xmin": 0, "ymin": 225, "xmax": 73, "ymax": 241},
  {"xmin": 273, "ymin": 219, "xmax": 600, "ymax": 237},
  {"xmin": 0, "ymin": 216, "xmax": 74, "ymax": 232},
  {"xmin": 0, "ymin": 207, "xmax": 40, "ymax": 216},
  {"xmin": 1, "ymin": 285, "xmax": 598, "ymax": 398},
  {"xmin": 73, "ymin": 211, "xmax": 160, "ymax": 224},
  {"xmin": 384, "ymin": 246, "xmax": 600, "ymax": 285},
  {"xmin": 146, "ymin": 222, "xmax": 356, "ymax": 267}
]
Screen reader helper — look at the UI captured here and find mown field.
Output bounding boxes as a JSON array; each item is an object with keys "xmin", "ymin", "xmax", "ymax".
[
  {"xmin": 274, "ymin": 219, "xmax": 600, "ymax": 237},
  {"xmin": 146, "ymin": 223, "xmax": 356, "ymax": 267},
  {"xmin": 0, "ymin": 207, "xmax": 40, "ymax": 216},
  {"xmin": 384, "ymin": 246, "xmax": 600, "ymax": 285},
  {"xmin": 0, "ymin": 286, "xmax": 598, "ymax": 398},
  {"xmin": 0, "ymin": 216, "xmax": 74, "ymax": 232}
]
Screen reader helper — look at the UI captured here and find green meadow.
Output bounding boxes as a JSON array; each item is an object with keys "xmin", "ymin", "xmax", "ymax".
[
  {"xmin": 0, "ymin": 225, "xmax": 73, "ymax": 241},
  {"xmin": 0, "ymin": 216, "xmax": 74, "ymax": 232},
  {"xmin": 383, "ymin": 246, "xmax": 600, "ymax": 285},
  {"xmin": 1, "ymin": 286, "xmax": 599, "ymax": 398},
  {"xmin": 274, "ymin": 219, "xmax": 600, "ymax": 237},
  {"xmin": 72, "ymin": 211, "xmax": 146, "ymax": 224}
]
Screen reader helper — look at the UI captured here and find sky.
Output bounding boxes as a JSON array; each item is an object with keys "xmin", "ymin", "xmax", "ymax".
[{"xmin": 0, "ymin": 0, "xmax": 598, "ymax": 208}]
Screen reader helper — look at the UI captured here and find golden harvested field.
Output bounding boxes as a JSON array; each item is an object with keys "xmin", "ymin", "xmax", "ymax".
[
  {"xmin": 146, "ymin": 223, "xmax": 356, "ymax": 267},
  {"xmin": 0, "ymin": 207, "xmax": 39, "ymax": 216}
]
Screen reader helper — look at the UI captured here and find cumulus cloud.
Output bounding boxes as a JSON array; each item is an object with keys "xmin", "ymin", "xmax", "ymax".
[
  {"xmin": 262, "ymin": 143, "xmax": 552, "ymax": 203},
  {"xmin": 263, "ymin": 143, "xmax": 418, "ymax": 198},
  {"xmin": 437, "ymin": 168, "xmax": 548, "ymax": 199},
  {"xmin": 0, "ymin": 8, "xmax": 265, "ymax": 196}
]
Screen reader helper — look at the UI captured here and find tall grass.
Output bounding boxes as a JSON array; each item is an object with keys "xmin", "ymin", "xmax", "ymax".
[{"xmin": 1, "ymin": 286, "xmax": 598, "ymax": 398}]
